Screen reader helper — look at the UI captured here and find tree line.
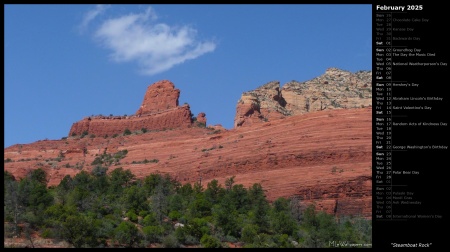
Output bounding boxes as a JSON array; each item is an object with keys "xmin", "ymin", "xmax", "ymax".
[{"xmin": 4, "ymin": 167, "xmax": 371, "ymax": 248}]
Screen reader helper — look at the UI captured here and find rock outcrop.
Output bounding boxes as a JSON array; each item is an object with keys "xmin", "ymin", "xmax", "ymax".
[
  {"xmin": 5, "ymin": 69, "xmax": 372, "ymax": 218},
  {"xmin": 136, "ymin": 80, "xmax": 180, "ymax": 115},
  {"xmin": 68, "ymin": 105, "xmax": 193, "ymax": 137},
  {"xmin": 196, "ymin": 112, "xmax": 207, "ymax": 125},
  {"xmin": 234, "ymin": 80, "xmax": 290, "ymax": 127},
  {"xmin": 234, "ymin": 68, "xmax": 372, "ymax": 127},
  {"xmin": 68, "ymin": 80, "xmax": 203, "ymax": 137}
]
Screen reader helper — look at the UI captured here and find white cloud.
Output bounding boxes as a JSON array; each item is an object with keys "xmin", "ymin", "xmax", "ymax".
[
  {"xmin": 79, "ymin": 4, "xmax": 110, "ymax": 33},
  {"xmin": 93, "ymin": 6, "xmax": 216, "ymax": 75}
]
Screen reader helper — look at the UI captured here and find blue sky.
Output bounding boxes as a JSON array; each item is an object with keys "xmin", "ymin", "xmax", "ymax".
[{"xmin": 4, "ymin": 4, "xmax": 372, "ymax": 148}]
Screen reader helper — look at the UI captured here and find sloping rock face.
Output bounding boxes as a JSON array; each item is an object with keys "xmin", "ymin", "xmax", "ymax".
[
  {"xmin": 234, "ymin": 68, "xmax": 372, "ymax": 127},
  {"xmin": 68, "ymin": 80, "xmax": 201, "ymax": 137},
  {"xmin": 5, "ymin": 107, "xmax": 372, "ymax": 218}
]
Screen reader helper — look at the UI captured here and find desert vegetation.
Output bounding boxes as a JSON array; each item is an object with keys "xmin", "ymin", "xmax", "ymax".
[{"xmin": 4, "ymin": 168, "xmax": 371, "ymax": 248}]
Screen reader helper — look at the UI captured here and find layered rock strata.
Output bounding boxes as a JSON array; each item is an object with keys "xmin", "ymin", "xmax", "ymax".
[
  {"xmin": 234, "ymin": 68, "xmax": 372, "ymax": 127},
  {"xmin": 68, "ymin": 80, "xmax": 205, "ymax": 137}
]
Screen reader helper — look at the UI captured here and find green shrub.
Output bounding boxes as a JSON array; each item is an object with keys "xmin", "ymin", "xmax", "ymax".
[
  {"xmin": 168, "ymin": 210, "xmax": 182, "ymax": 221},
  {"xmin": 123, "ymin": 129, "xmax": 132, "ymax": 135},
  {"xmin": 143, "ymin": 225, "xmax": 164, "ymax": 243},
  {"xmin": 114, "ymin": 150, "xmax": 128, "ymax": 159},
  {"xmin": 200, "ymin": 234, "xmax": 222, "ymax": 248},
  {"xmin": 126, "ymin": 210, "xmax": 138, "ymax": 222},
  {"xmin": 196, "ymin": 122, "xmax": 206, "ymax": 128},
  {"xmin": 142, "ymin": 214, "xmax": 157, "ymax": 226},
  {"xmin": 92, "ymin": 157, "xmax": 103, "ymax": 166},
  {"xmin": 139, "ymin": 210, "xmax": 149, "ymax": 217},
  {"xmin": 241, "ymin": 224, "xmax": 258, "ymax": 243},
  {"xmin": 162, "ymin": 234, "xmax": 179, "ymax": 248},
  {"xmin": 224, "ymin": 235, "xmax": 238, "ymax": 243}
]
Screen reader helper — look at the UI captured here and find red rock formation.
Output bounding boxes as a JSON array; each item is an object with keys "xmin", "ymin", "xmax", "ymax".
[
  {"xmin": 136, "ymin": 80, "xmax": 180, "ymax": 115},
  {"xmin": 68, "ymin": 80, "xmax": 193, "ymax": 137},
  {"xmin": 196, "ymin": 112, "xmax": 207, "ymax": 125},
  {"xmin": 234, "ymin": 81, "xmax": 289, "ymax": 127},
  {"xmin": 295, "ymin": 175, "xmax": 372, "ymax": 217},
  {"xmin": 235, "ymin": 68, "xmax": 372, "ymax": 127},
  {"xmin": 5, "ymin": 71, "xmax": 372, "ymax": 218},
  {"xmin": 5, "ymin": 107, "xmax": 372, "ymax": 218},
  {"xmin": 68, "ymin": 105, "xmax": 192, "ymax": 137}
]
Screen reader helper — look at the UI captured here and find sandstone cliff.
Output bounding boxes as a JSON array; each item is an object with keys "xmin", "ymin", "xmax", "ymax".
[
  {"xmin": 5, "ymin": 70, "xmax": 372, "ymax": 218},
  {"xmin": 234, "ymin": 68, "xmax": 372, "ymax": 127},
  {"xmin": 5, "ymin": 107, "xmax": 372, "ymax": 218},
  {"xmin": 68, "ymin": 80, "xmax": 206, "ymax": 137}
]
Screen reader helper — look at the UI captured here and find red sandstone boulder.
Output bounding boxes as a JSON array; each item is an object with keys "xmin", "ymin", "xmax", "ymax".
[{"xmin": 196, "ymin": 112, "xmax": 207, "ymax": 125}]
